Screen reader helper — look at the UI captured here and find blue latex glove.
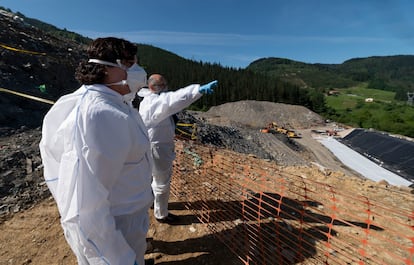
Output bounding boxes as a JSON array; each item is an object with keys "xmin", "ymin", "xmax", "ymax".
[{"xmin": 199, "ymin": 80, "xmax": 218, "ymax": 94}]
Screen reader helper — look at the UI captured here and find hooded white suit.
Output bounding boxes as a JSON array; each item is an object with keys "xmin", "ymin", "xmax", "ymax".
[
  {"xmin": 39, "ymin": 84, "xmax": 153, "ymax": 265},
  {"xmin": 138, "ymin": 84, "xmax": 202, "ymax": 219}
]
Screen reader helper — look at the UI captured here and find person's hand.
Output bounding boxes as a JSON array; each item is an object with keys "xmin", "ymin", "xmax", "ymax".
[{"xmin": 199, "ymin": 80, "xmax": 218, "ymax": 94}]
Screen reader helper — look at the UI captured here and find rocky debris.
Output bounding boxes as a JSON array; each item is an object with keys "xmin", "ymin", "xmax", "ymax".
[
  {"xmin": 178, "ymin": 110, "xmax": 306, "ymax": 163},
  {"xmin": 0, "ymin": 9, "xmax": 86, "ymax": 129},
  {"xmin": 177, "ymin": 111, "xmax": 270, "ymax": 157},
  {"xmin": 0, "ymin": 127, "xmax": 49, "ymax": 221}
]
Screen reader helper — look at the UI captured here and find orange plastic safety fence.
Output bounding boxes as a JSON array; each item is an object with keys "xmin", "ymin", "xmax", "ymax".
[{"xmin": 171, "ymin": 139, "xmax": 414, "ymax": 265}]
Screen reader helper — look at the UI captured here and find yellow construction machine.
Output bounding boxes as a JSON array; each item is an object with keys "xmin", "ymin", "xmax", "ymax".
[{"xmin": 260, "ymin": 122, "xmax": 301, "ymax": 138}]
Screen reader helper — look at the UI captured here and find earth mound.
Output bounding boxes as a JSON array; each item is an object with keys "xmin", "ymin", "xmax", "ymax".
[{"xmin": 197, "ymin": 100, "xmax": 326, "ymax": 129}]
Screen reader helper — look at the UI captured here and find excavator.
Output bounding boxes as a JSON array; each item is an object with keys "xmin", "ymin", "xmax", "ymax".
[{"xmin": 260, "ymin": 122, "xmax": 301, "ymax": 138}]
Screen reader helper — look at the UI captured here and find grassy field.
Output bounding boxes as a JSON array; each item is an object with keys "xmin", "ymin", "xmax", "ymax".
[{"xmin": 325, "ymin": 84, "xmax": 414, "ymax": 137}]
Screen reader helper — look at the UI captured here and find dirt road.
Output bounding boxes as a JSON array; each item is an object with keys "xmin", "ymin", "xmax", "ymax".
[{"xmin": 294, "ymin": 128, "xmax": 361, "ymax": 178}]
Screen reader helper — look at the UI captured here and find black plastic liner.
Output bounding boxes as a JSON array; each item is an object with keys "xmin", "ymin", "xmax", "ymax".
[{"xmin": 339, "ymin": 129, "xmax": 414, "ymax": 183}]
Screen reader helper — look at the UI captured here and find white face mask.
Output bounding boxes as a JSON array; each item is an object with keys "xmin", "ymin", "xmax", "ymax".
[
  {"xmin": 88, "ymin": 59, "xmax": 147, "ymax": 102},
  {"xmin": 123, "ymin": 63, "xmax": 147, "ymax": 102}
]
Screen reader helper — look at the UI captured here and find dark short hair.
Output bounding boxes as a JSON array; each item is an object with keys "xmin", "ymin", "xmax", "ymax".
[{"xmin": 75, "ymin": 37, "xmax": 137, "ymax": 85}]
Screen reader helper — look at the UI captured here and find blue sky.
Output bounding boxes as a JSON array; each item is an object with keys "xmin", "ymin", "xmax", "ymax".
[{"xmin": 1, "ymin": 0, "xmax": 414, "ymax": 68}]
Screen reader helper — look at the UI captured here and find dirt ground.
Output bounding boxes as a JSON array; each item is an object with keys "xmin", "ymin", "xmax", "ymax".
[
  {"xmin": 0, "ymin": 101, "xmax": 413, "ymax": 265},
  {"xmin": 0, "ymin": 197, "xmax": 241, "ymax": 265}
]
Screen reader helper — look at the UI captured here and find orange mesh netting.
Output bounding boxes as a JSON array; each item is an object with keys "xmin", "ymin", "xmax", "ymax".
[{"xmin": 171, "ymin": 139, "xmax": 414, "ymax": 265}]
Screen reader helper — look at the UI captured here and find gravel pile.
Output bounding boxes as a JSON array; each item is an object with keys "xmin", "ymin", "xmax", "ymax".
[{"xmin": 203, "ymin": 100, "xmax": 326, "ymax": 129}]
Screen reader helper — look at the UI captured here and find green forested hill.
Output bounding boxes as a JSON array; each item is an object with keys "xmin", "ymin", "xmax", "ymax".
[
  {"xmin": 339, "ymin": 56, "xmax": 414, "ymax": 100},
  {"xmin": 247, "ymin": 56, "xmax": 414, "ymax": 101},
  {"xmin": 247, "ymin": 56, "xmax": 414, "ymax": 138},
  {"xmin": 137, "ymin": 45, "xmax": 322, "ymax": 111},
  {"xmin": 247, "ymin": 57, "xmax": 357, "ymax": 89}
]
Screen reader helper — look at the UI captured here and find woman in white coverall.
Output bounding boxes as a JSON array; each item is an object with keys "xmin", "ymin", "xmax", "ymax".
[
  {"xmin": 138, "ymin": 74, "xmax": 217, "ymax": 223},
  {"xmin": 39, "ymin": 37, "xmax": 152, "ymax": 265}
]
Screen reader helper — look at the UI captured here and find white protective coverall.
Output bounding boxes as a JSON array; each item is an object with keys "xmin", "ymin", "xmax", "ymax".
[
  {"xmin": 138, "ymin": 84, "xmax": 202, "ymax": 219},
  {"xmin": 39, "ymin": 84, "xmax": 153, "ymax": 265}
]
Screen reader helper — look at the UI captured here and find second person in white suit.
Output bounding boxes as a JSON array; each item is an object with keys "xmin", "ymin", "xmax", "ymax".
[{"xmin": 138, "ymin": 74, "xmax": 217, "ymax": 223}]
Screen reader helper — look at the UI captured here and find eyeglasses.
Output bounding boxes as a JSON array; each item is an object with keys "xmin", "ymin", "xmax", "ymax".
[{"xmin": 153, "ymin": 83, "xmax": 167, "ymax": 89}]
